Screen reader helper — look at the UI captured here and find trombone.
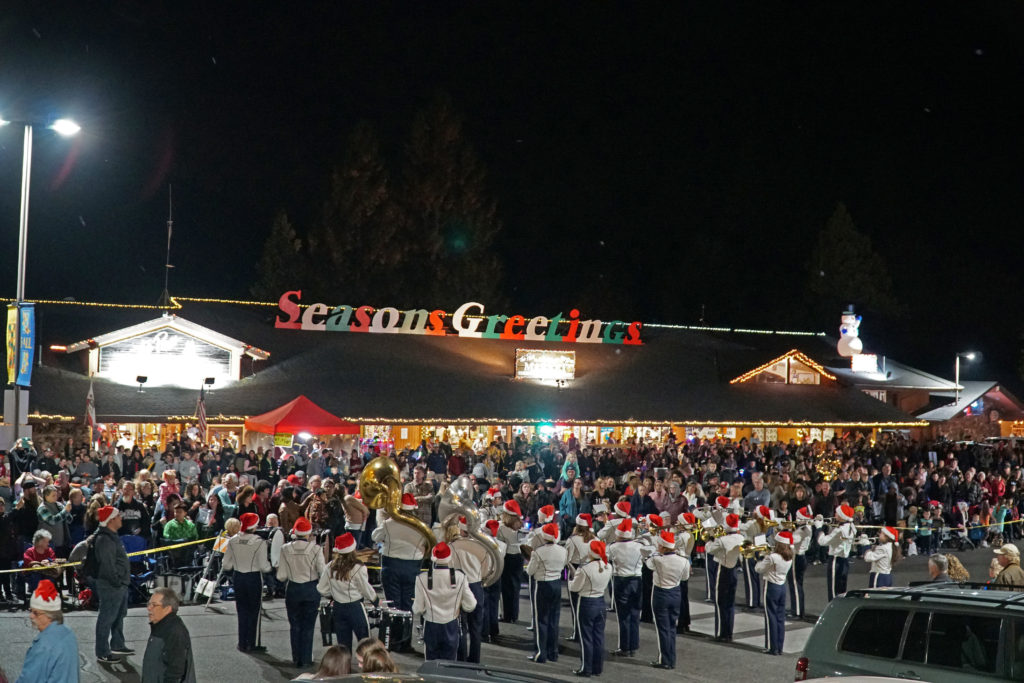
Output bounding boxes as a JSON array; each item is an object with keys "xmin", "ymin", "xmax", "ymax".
[{"xmin": 738, "ymin": 542, "xmax": 771, "ymax": 559}]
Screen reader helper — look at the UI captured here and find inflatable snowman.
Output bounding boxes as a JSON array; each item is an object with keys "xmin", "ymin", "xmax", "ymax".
[{"xmin": 837, "ymin": 308, "xmax": 863, "ymax": 357}]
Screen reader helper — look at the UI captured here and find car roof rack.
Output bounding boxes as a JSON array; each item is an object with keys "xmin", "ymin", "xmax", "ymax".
[{"xmin": 845, "ymin": 583, "xmax": 1024, "ymax": 609}]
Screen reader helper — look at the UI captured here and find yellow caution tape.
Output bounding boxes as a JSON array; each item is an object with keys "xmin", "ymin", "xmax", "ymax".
[{"xmin": 0, "ymin": 536, "xmax": 219, "ymax": 575}]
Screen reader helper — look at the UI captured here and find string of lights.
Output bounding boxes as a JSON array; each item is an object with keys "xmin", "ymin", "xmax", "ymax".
[{"xmin": 730, "ymin": 349, "xmax": 838, "ymax": 384}]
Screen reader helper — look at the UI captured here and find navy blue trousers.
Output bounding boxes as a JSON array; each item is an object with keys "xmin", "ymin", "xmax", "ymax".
[
  {"xmin": 484, "ymin": 581, "xmax": 501, "ymax": 637},
  {"xmin": 763, "ymin": 581, "xmax": 786, "ymax": 654},
  {"xmin": 714, "ymin": 564, "xmax": 737, "ymax": 639},
  {"xmin": 869, "ymin": 572, "xmax": 893, "ymax": 588},
  {"xmin": 743, "ymin": 557, "xmax": 762, "ymax": 608},
  {"xmin": 457, "ymin": 582, "xmax": 484, "ymax": 663},
  {"xmin": 233, "ymin": 571, "xmax": 263, "ymax": 649},
  {"xmin": 652, "ymin": 585, "xmax": 680, "ymax": 668},
  {"xmin": 285, "ymin": 580, "xmax": 319, "ymax": 667},
  {"xmin": 532, "ymin": 579, "xmax": 561, "ymax": 662},
  {"xmin": 826, "ymin": 556, "xmax": 849, "ymax": 601},
  {"xmin": 705, "ymin": 552, "xmax": 718, "ymax": 602},
  {"xmin": 381, "ymin": 556, "xmax": 420, "ymax": 612},
  {"xmin": 612, "ymin": 575, "xmax": 641, "ymax": 652},
  {"xmin": 677, "ymin": 579, "xmax": 691, "ymax": 632},
  {"xmin": 576, "ymin": 596, "xmax": 606, "ymax": 675},
  {"xmin": 332, "ymin": 600, "xmax": 370, "ymax": 651},
  {"xmin": 501, "ymin": 554, "xmax": 523, "ymax": 622},
  {"xmin": 424, "ymin": 619, "xmax": 460, "ymax": 661},
  {"xmin": 788, "ymin": 554, "xmax": 806, "ymax": 617}
]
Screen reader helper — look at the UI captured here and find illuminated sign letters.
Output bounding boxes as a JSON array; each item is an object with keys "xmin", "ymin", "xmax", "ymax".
[
  {"xmin": 515, "ymin": 349, "xmax": 576, "ymax": 381},
  {"xmin": 274, "ymin": 291, "xmax": 643, "ymax": 345}
]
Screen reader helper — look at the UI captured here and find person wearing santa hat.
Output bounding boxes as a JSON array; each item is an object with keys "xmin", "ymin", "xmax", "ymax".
[
  {"xmin": 638, "ymin": 514, "xmax": 664, "ymax": 623},
  {"xmin": 607, "ymin": 517, "xmax": 643, "ymax": 657},
  {"xmin": 317, "ymin": 532, "xmax": 378, "ymax": 651},
  {"xmin": 450, "ymin": 516, "xmax": 492, "ymax": 663},
  {"xmin": 674, "ymin": 512, "xmax": 698, "ymax": 633},
  {"xmin": 93, "ymin": 505, "xmax": 134, "ymax": 663},
  {"xmin": 817, "ymin": 503, "xmax": 857, "ymax": 601},
  {"xmin": 568, "ymin": 540, "xmax": 612, "ymax": 677},
  {"xmin": 525, "ymin": 522, "xmax": 567, "ymax": 664},
  {"xmin": 223, "ymin": 512, "xmax": 271, "ymax": 652},
  {"xmin": 481, "ymin": 519, "xmax": 507, "ymax": 642},
  {"xmin": 788, "ymin": 506, "xmax": 815, "ymax": 619},
  {"xmin": 17, "ymin": 579, "xmax": 79, "ymax": 682},
  {"xmin": 564, "ymin": 513, "xmax": 595, "ymax": 642},
  {"xmin": 371, "ymin": 492, "xmax": 430, "ymax": 613},
  {"xmin": 645, "ymin": 530, "xmax": 690, "ymax": 669},
  {"xmin": 754, "ymin": 531, "xmax": 794, "ymax": 655},
  {"xmin": 863, "ymin": 526, "xmax": 900, "ymax": 588},
  {"xmin": 696, "ymin": 495, "xmax": 731, "ymax": 604},
  {"xmin": 740, "ymin": 505, "xmax": 776, "ymax": 610},
  {"xmin": 522, "ymin": 503, "xmax": 556, "ymax": 635},
  {"xmin": 596, "ymin": 500, "xmax": 631, "ymax": 544},
  {"xmin": 413, "ymin": 542, "xmax": 478, "ymax": 661},
  {"xmin": 497, "ymin": 499, "xmax": 525, "ymax": 624},
  {"xmin": 704, "ymin": 512, "xmax": 744, "ymax": 642},
  {"xmin": 278, "ymin": 516, "xmax": 327, "ymax": 668}
]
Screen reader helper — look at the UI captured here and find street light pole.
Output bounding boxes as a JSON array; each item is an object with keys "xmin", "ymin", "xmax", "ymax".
[
  {"xmin": 954, "ymin": 351, "xmax": 977, "ymax": 406},
  {"xmin": 12, "ymin": 124, "xmax": 33, "ymax": 441}
]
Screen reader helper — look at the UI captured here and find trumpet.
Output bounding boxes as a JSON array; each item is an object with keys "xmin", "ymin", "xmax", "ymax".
[
  {"xmin": 778, "ymin": 520, "xmax": 798, "ymax": 531},
  {"xmin": 699, "ymin": 523, "xmax": 727, "ymax": 541},
  {"xmin": 739, "ymin": 542, "xmax": 771, "ymax": 559}
]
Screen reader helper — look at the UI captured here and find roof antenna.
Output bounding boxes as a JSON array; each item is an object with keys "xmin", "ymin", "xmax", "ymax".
[
  {"xmin": 159, "ymin": 185, "xmax": 174, "ymax": 311},
  {"xmin": 699, "ymin": 303, "xmax": 706, "ymax": 325}
]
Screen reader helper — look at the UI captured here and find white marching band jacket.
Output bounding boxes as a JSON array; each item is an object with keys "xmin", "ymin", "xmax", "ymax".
[
  {"xmin": 568, "ymin": 558, "xmax": 612, "ymax": 598},
  {"xmin": 705, "ymin": 533, "xmax": 744, "ymax": 569},
  {"xmin": 317, "ymin": 563, "xmax": 378, "ymax": 604},
  {"xmin": 277, "ymin": 539, "xmax": 327, "ymax": 584},
  {"xmin": 645, "ymin": 552, "xmax": 691, "ymax": 589},
  {"xmin": 754, "ymin": 552, "xmax": 792, "ymax": 586},
  {"xmin": 862, "ymin": 541, "xmax": 893, "ymax": 575},
  {"xmin": 526, "ymin": 542, "xmax": 568, "ymax": 582},
  {"xmin": 222, "ymin": 532, "xmax": 271, "ymax": 574},
  {"xmin": 372, "ymin": 514, "xmax": 429, "ymax": 561},
  {"xmin": 413, "ymin": 565, "xmax": 477, "ymax": 624},
  {"xmin": 607, "ymin": 539, "xmax": 644, "ymax": 578},
  {"xmin": 818, "ymin": 522, "xmax": 857, "ymax": 559}
]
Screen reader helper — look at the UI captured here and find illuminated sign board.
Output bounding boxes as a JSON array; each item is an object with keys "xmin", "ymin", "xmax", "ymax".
[
  {"xmin": 850, "ymin": 353, "xmax": 879, "ymax": 374},
  {"xmin": 97, "ymin": 328, "xmax": 232, "ymax": 387},
  {"xmin": 515, "ymin": 349, "xmax": 576, "ymax": 382},
  {"xmin": 274, "ymin": 291, "xmax": 642, "ymax": 345}
]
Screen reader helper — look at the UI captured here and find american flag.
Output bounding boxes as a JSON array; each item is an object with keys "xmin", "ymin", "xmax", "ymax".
[
  {"xmin": 196, "ymin": 386, "xmax": 207, "ymax": 442},
  {"xmin": 85, "ymin": 380, "xmax": 96, "ymax": 429}
]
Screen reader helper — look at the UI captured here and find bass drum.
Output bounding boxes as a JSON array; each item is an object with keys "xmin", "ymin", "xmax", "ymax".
[{"xmin": 378, "ymin": 608, "xmax": 413, "ymax": 652}]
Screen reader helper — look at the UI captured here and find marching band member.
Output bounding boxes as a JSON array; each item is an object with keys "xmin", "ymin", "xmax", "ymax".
[
  {"xmin": 482, "ymin": 519, "xmax": 507, "ymax": 642},
  {"xmin": 526, "ymin": 505, "xmax": 557, "ymax": 633},
  {"xmin": 413, "ymin": 542, "xmax": 478, "ymax": 661},
  {"xmin": 450, "ymin": 516, "xmax": 489, "ymax": 663},
  {"xmin": 497, "ymin": 500, "xmax": 525, "ymax": 624},
  {"xmin": 740, "ymin": 505, "xmax": 775, "ymax": 609},
  {"xmin": 755, "ymin": 530, "xmax": 793, "ymax": 655},
  {"xmin": 639, "ymin": 514, "xmax": 663, "ymax": 623},
  {"xmin": 223, "ymin": 512, "xmax": 271, "ymax": 653},
  {"xmin": 317, "ymin": 532, "xmax": 378, "ymax": 650},
  {"xmin": 565, "ymin": 513, "xmax": 594, "ymax": 642},
  {"xmin": 568, "ymin": 540, "xmax": 612, "ymax": 678},
  {"xmin": 696, "ymin": 496, "xmax": 731, "ymax": 603},
  {"xmin": 480, "ymin": 487, "xmax": 502, "ymax": 523},
  {"xmin": 704, "ymin": 512, "xmax": 743, "ymax": 642},
  {"xmin": 675, "ymin": 512, "xmax": 697, "ymax": 633},
  {"xmin": 816, "ymin": 503, "xmax": 856, "ymax": 601},
  {"xmin": 525, "ymin": 522, "xmax": 567, "ymax": 663},
  {"xmin": 788, "ymin": 506, "xmax": 814, "ymax": 618},
  {"xmin": 646, "ymin": 530, "xmax": 690, "ymax": 670},
  {"xmin": 597, "ymin": 501, "xmax": 631, "ymax": 544},
  {"xmin": 607, "ymin": 517, "xmax": 643, "ymax": 657},
  {"xmin": 372, "ymin": 492, "xmax": 428, "ymax": 612},
  {"xmin": 863, "ymin": 526, "xmax": 900, "ymax": 588},
  {"xmin": 278, "ymin": 516, "xmax": 327, "ymax": 668}
]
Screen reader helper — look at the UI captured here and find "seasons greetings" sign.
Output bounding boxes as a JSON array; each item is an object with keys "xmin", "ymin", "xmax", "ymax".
[{"xmin": 275, "ymin": 291, "xmax": 642, "ymax": 345}]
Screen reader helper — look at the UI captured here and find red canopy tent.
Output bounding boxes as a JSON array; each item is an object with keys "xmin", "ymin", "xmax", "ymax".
[{"xmin": 244, "ymin": 395, "xmax": 360, "ymax": 435}]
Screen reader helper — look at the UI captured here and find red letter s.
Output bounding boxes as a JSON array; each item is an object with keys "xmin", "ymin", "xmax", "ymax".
[{"xmin": 275, "ymin": 290, "xmax": 302, "ymax": 329}]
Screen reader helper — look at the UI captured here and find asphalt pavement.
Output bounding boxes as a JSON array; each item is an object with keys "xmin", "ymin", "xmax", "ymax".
[{"xmin": 0, "ymin": 543, "xmax": 1017, "ymax": 683}]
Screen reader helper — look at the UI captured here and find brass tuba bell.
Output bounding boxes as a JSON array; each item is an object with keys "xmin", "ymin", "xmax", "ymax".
[{"xmin": 359, "ymin": 456, "xmax": 435, "ymax": 560}]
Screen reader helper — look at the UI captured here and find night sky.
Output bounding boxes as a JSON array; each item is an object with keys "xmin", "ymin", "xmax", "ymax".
[{"xmin": 1, "ymin": 3, "xmax": 1022, "ymax": 389}]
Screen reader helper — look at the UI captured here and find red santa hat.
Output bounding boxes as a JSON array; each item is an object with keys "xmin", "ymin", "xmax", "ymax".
[
  {"xmin": 656, "ymin": 530, "xmax": 675, "ymax": 549},
  {"xmin": 715, "ymin": 496, "xmax": 731, "ymax": 510},
  {"xmin": 881, "ymin": 526, "xmax": 898, "ymax": 542},
  {"xmin": 30, "ymin": 579, "xmax": 61, "ymax": 612},
  {"xmin": 484, "ymin": 519, "xmax": 500, "ymax": 537},
  {"xmin": 616, "ymin": 517, "xmax": 634, "ymax": 539},
  {"xmin": 333, "ymin": 532, "xmax": 357, "ymax": 554},
  {"xmin": 678, "ymin": 512, "xmax": 697, "ymax": 528},
  {"xmin": 589, "ymin": 540, "xmax": 608, "ymax": 564},
  {"xmin": 836, "ymin": 504, "xmax": 855, "ymax": 522},
  {"xmin": 292, "ymin": 516, "xmax": 313, "ymax": 536},
  {"xmin": 287, "ymin": 474, "xmax": 300, "ymax": 485},
  {"xmin": 796, "ymin": 506, "xmax": 814, "ymax": 522},
  {"xmin": 97, "ymin": 506, "xmax": 119, "ymax": 527},
  {"xmin": 755, "ymin": 505, "xmax": 773, "ymax": 521},
  {"xmin": 776, "ymin": 531, "xmax": 795, "ymax": 546},
  {"xmin": 647, "ymin": 514, "xmax": 664, "ymax": 529},
  {"xmin": 432, "ymin": 542, "xmax": 452, "ymax": 565},
  {"xmin": 484, "ymin": 487, "xmax": 500, "ymax": 501},
  {"xmin": 575, "ymin": 513, "xmax": 592, "ymax": 528},
  {"xmin": 538, "ymin": 505, "xmax": 556, "ymax": 523},
  {"xmin": 352, "ymin": 490, "xmax": 362, "ymax": 500},
  {"xmin": 724, "ymin": 513, "xmax": 740, "ymax": 531},
  {"xmin": 240, "ymin": 513, "xmax": 260, "ymax": 533},
  {"xmin": 401, "ymin": 493, "xmax": 418, "ymax": 511},
  {"xmin": 614, "ymin": 500, "xmax": 631, "ymax": 518},
  {"xmin": 540, "ymin": 523, "xmax": 559, "ymax": 543},
  {"xmin": 458, "ymin": 516, "xmax": 469, "ymax": 532},
  {"xmin": 503, "ymin": 500, "xmax": 522, "ymax": 518}
]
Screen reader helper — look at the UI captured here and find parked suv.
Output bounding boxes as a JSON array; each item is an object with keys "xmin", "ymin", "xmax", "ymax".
[{"xmin": 796, "ymin": 584, "xmax": 1024, "ymax": 681}]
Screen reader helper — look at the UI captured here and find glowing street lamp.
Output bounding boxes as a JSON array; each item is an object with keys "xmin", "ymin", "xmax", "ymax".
[
  {"xmin": 1, "ymin": 115, "xmax": 81, "ymax": 439},
  {"xmin": 954, "ymin": 351, "xmax": 977, "ymax": 406}
]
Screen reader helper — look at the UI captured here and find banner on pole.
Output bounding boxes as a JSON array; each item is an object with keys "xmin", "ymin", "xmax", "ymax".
[
  {"xmin": 16, "ymin": 304, "xmax": 35, "ymax": 387},
  {"xmin": 5, "ymin": 306, "xmax": 15, "ymax": 385}
]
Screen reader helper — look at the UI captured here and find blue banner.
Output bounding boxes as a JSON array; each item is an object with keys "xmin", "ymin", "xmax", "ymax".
[{"xmin": 16, "ymin": 304, "xmax": 34, "ymax": 387}]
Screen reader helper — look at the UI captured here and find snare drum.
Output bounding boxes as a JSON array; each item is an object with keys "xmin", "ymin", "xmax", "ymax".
[{"xmin": 378, "ymin": 607, "xmax": 413, "ymax": 652}]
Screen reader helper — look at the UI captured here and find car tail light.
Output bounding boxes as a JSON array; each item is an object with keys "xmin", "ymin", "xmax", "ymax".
[{"xmin": 794, "ymin": 656, "xmax": 809, "ymax": 681}]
